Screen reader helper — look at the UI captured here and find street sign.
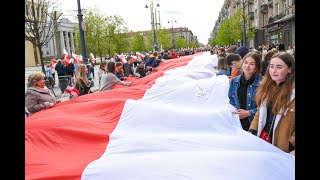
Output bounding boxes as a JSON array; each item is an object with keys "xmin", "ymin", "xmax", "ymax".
[
  {"xmin": 81, "ymin": 21, "xmax": 86, "ymax": 32},
  {"xmin": 153, "ymin": 42, "xmax": 158, "ymax": 48}
]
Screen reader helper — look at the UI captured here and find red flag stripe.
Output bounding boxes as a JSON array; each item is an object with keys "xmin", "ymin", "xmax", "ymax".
[{"xmin": 26, "ymin": 54, "xmax": 199, "ymax": 180}]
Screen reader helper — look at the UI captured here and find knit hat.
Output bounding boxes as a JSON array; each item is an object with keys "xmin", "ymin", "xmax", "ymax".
[{"xmin": 235, "ymin": 46, "xmax": 249, "ymax": 58}]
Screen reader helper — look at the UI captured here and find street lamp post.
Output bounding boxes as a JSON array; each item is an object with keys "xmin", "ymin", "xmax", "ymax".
[
  {"xmin": 168, "ymin": 19, "xmax": 177, "ymax": 49},
  {"xmin": 242, "ymin": 0, "xmax": 246, "ymax": 47},
  {"xmin": 145, "ymin": 0, "xmax": 160, "ymax": 51},
  {"xmin": 77, "ymin": 0, "xmax": 88, "ymax": 64}
]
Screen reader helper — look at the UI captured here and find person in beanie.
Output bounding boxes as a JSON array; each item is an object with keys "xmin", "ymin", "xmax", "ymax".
[{"xmin": 235, "ymin": 46, "xmax": 249, "ymax": 58}]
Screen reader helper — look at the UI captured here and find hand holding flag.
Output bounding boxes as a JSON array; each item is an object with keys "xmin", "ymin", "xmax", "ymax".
[
  {"xmin": 59, "ymin": 85, "xmax": 80, "ymax": 102},
  {"xmin": 65, "ymin": 86, "xmax": 80, "ymax": 97}
]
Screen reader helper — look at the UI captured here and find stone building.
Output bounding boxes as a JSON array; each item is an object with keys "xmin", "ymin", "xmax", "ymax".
[
  {"xmin": 41, "ymin": 18, "xmax": 78, "ymax": 60},
  {"xmin": 210, "ymin": 0, "xmax": 295, "ymax": 49}
]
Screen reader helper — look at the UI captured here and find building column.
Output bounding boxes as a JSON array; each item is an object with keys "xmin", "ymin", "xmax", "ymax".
[
  {"xmin": 65, "ymin": 31, "xmax": 70, "ymax": 54},
  {"xmin": 70, "ymin": 32, "xmax": 75, "ymax": 53},
  {"xmin": 60, "ymin": 31, "xmax": 64, "ymax": 58}
]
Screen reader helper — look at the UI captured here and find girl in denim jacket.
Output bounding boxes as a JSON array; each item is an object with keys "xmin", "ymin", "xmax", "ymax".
[{"xmin": 228, "ymin": 52, "xmax": 263, "ymax": 131}]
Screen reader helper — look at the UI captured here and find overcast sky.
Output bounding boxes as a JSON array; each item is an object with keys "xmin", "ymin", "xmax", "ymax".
[{"xmin": 57, "ymin": 0, "xmax": 225, "ymax": 45}]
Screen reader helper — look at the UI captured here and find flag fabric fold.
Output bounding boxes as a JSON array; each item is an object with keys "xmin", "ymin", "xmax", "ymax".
[{"xmin": 26, "ymin": 52, "xmax": 294, "ymax": 180}]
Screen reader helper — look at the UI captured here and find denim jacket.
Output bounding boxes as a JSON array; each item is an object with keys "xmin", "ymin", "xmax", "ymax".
[
  {"xmin": 216, "ymin": 69, "xmax": 231, "ymax": 76},
  {"xmin": 228, "ymin": 74, "xmax": 262, "ymax": 122}
]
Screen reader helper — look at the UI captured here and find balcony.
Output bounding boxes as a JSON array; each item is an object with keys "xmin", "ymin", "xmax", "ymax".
[
  {"xmin": 248, "ymin": 12, "xmax": 254, "ymax": 20},
  {"xmin": 268, "ymin": 16, "xmax": 273, "ymax": 23},
  {"xmin": 260, "ymin": 3, "xmax": 268, "ymax": 13},
  {"xmin": 247, "ymin": 0, "xmax": 253, "ymax": 5},
  {"xmin": 286, "ymin": 5, "xmax": 295, "ymax": 15},
  {"xmin": 273, "ymin": 12, "xmax": 285, "ymax": 21}
]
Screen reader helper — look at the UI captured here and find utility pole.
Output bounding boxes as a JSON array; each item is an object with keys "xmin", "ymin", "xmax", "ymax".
[{"xmin": 77, "ymin": 0, "xmax": 88, "ymax": 64}]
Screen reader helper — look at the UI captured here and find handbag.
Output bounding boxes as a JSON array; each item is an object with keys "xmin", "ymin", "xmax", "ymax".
[
  {"xmin": 260, "ymin": 130, "xmax": 271, "ymax": 143},
  {"xmin": 260, "ymin": 116, "xmax": 276, "ymax": 143}
]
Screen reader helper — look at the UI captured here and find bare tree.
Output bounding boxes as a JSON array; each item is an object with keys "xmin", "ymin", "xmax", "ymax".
[{"xmin": 25, "ymin": 0, "xmax": 63, "ymax": 74}]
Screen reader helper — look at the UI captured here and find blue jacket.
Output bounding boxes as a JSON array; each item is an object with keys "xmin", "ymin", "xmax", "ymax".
[
  {"xmin": 228, "ymin": 74, "xmax": 262, "ymax": 122},
  {"xmin": 216, "ymin": 69, "xmax": 230, "ymax": 76},
  {"xmin": 145, "ymin": 57, "xmax": 156, "ymax": 67}
]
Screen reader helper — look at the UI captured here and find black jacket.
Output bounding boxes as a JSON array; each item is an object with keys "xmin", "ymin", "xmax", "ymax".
[
  {"xmin": 123, "ymin": 63, "xmax": 134, "ymax": 77},
  {"xmin": 55, "ymin": 62, "xmax": 66, "ymax": 76}
]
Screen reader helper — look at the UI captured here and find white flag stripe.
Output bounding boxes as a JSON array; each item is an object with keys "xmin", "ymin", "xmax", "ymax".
[{"xmin": 82, "ymin": 52, "xmax": 294, "ymax": 180}]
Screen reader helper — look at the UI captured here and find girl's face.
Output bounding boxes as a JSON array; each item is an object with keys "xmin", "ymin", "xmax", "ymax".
[
  {"xmin": 269, "ymin": 57, "xmax": 291, "ymax": 85},
  {"xmin": 242, "ymin": 57, "xmax": 256, "ymax": 76}
]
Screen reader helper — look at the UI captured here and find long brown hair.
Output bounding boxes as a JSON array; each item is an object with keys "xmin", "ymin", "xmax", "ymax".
[{"xmin": 255, "ymin": 52, "xmax": 295, "ymax": 114}]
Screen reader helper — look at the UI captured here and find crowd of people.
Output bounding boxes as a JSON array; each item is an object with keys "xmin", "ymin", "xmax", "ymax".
[{"xmin": 25, "ymin": 44, "xmax": 295, "ymax": 156}]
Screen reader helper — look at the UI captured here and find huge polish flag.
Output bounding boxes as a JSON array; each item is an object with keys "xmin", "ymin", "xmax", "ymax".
[{"xmin": 25, "ymin": 52, "xmax": 295, "ymax": 180}]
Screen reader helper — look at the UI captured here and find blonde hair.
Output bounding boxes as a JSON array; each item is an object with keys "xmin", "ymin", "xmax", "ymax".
[
  {"xmin": 75, "ymin": 64, "xmax": 89, "ymax": 85},
  {"xmin": 27, "ymin": 72, "xmax": 45, "ymax": 87}
]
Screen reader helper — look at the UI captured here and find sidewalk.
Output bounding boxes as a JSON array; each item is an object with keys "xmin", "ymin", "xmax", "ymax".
[{"xmin": 25, "ymin": 65, "xmax": 100, "ymax": 102}]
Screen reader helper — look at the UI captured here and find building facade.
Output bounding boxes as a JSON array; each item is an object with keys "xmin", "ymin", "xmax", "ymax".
[
  {"xmin": 25, "ymin": 16, "xmax": 77, "ymax": 67},
  {"xmin": 42, "ymin": 18, "xmax": 78, "ymax": 60},
  {"xmin": 210, "ymin": 0, "xmax": 295, "ymax": 49}
]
